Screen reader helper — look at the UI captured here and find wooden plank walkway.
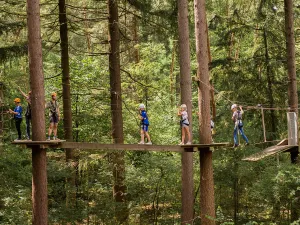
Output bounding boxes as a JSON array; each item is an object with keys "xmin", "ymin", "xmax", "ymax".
[
  {"xmin": 242, "ymin": 138, "xmax": 298, "ymax": 161},
  {"xmin": 12, "ymin": 140, "xmax": 230, "ymax": 152}
]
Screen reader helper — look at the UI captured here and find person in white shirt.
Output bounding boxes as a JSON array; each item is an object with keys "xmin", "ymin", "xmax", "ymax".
[{"xmin": 178, "ymin": 104, "xmax": 191, "ymax": 145}]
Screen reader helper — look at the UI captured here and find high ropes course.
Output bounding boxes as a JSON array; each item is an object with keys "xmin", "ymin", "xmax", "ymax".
[{"xmin": 1, "ymin": 79, "xmax": 298, "ymax": 161}]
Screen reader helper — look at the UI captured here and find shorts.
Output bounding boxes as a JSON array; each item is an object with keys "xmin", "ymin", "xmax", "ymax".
[
  {"xmin": 50, "ymin": 115, "xmax": 59, "ymax": 124},
  {"xmin": 141, "ymin": 124, "xmax": 149, "ymax": 132}
]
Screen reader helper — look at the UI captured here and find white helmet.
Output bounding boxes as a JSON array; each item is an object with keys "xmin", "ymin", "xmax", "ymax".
[
  {"xmin": 231, "ymin": 104, "xmax": 237, "ymax": 110},
  {"xmin": 139, "ymin": 103, "xmax": 145, "ymax": 109},
  {"xmin": 180, "ymin": 104, "xmax": 187, "ymax": 109}
]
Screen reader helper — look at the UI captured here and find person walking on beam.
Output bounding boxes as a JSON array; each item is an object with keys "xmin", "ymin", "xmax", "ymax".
[{"xmin": 231, "ymin": 104, "xmax": 249, "ymax": 148}]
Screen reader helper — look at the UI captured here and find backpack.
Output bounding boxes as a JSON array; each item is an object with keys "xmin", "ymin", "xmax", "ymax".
[
  {"xmin": 236, "ymin": 110, "xmax": 243, "ymax": 128},
  {"xmin": 50, "ymin": 101, "xmax": 58, "ymax": 117},
  {"xmin": 181, "ymin": 114, "xmax": 189, "ymax": 126}
]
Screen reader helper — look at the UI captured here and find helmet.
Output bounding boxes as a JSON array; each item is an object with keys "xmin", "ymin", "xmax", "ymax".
[
  {"xmin": 139, "ymin": 103, "xmax": 145, "ymax": 109},
  {"xmin": 231, "ymin": 104, "xmax": 237, "ymax": 110},
  {"xmin": 180, "ymin": 104, "xmax": 187, "ymax": 109},
  {"xmin": 14, "ymin": 98, "xmax": 21, "ymax": 103},
  {"xmin": 51, "ymin": 92, "xmax": 57, "ymax": 97}
]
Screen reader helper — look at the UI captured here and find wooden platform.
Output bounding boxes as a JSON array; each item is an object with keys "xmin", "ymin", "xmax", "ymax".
[
  {"xmin": 12, "ymin": 140, "xmax": 66, "ymax": 149},
  {"xmin": 242, "ymin": 139, "xmax": 298, "ymax": 161},
  {"xmin": 12, "ymin": 140, "xmax": 230, "ymax": 152}
]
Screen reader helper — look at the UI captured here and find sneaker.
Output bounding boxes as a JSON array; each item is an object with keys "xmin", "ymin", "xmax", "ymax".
[
  {"xmin": 186, "ymin": 141, "xmax": 192, "ymax": 145},
  {"xmin": 145, "ymin": 142, "xmax": 152, "ymax": 145},
  {"xmin": 138, "ymin": 141, "xmax": 145, "ymax": 145},
  {"xmin": 245, "ymin": 142, "xmax": 249, "ymax": 146},
  {"xmin": 14, "ymin": 138, "xmax": 21, "ymax": 141},
  {"xmin": 47, "ymin": 137, "xmax": 51, "ymax": 141},
  {"xmin": 53, "ymin": 136, "xmax": 60, "ymax": 141},
  {"xmin": 233, "ymin": 144, "xmax": 239, "ymax": 148},
  {"xmin": 178, "ymin": 142, "xmax": 184, "ymax": 145}
]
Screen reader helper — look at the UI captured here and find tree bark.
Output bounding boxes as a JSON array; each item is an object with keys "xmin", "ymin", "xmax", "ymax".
[
  {"xmin": 59, "ymin": 0, "xmax": 73, "ymax": 151},
  {"xmin": 285, "ymin": 0, "xmax": 298, "ymax": 115},
  {"xmin": 284, "ymin": 0, "xmax": 299, "ymax": 161},
  {"xmin": 58, "ymin": 0, "xmax": 76, "ymax": 209},
  {"xmin": 194, "ymin": 0, "xmax": 215, "ymax": 224},
  {"xmin": 177, "ymin": 0, "xmax": 194, "ymax": 224},
  {"xmin": 284, "ymin": 0, "xmax": 300, "ymax": 220},
  {"xmin": 170, "ymin": 40, "xmax": 176, "ymax": 107},
  {"xmin": 26, "ymin": 0, "xmax": 47, "ymax": 223},
  {"xmin": 133, "ymin": 16, "xmax": 139, "ymax": 63},
  {"xmin": 0, "ymin": 83, "xmax": 3, "ymax": 142},
  {"xmin": 108, "ymin": 0, "xmax": 127, "ymax": 222},
  {"xmin": 263, "ymin": 28, "xmax": 276, "ymax": 139}
]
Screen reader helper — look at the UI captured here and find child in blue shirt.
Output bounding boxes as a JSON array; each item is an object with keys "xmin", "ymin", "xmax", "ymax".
[
  {"xmin": 8, "ymin": 98, "xmax": 23, "ymax": 140},
  {"xmin": 138, "ymin": 104, "xmax": 152, "ymax": 145}
]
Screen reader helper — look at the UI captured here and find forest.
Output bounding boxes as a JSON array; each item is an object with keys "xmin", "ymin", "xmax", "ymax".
[{"xmin": 0, "ymin": 0, "xmax": 300, "ymax": 224}]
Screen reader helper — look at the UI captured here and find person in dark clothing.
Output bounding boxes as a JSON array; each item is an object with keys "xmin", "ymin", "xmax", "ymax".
[
  {"xmin": 45, "ymin": 92, "xmax": 60, "ymax": 140},
  {"xmin": 8, "ymin": 98, "xmax": 23, "ymax": 140},
  {"xmin": 18, "ymin": 87, "xmax": 31, "ymax": 140}
]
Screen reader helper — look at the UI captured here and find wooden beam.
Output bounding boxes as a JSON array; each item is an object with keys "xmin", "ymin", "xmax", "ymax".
[
  {"xmin": 12, "ymin": 141, "xmax": 230, "ymax": 152},
  {"xmin": 61, "ymin": 142, "xmax": 183, "ymax": 152}
]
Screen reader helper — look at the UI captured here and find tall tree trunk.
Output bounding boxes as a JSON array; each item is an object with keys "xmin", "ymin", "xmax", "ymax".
[
  {"xmin": 285, "ymin": 0, "xmax": 298, "ymax": 114},
  {"xmin": 83, "ymin": 0, "xmax": 91, "ymax": 53},
  {"xmin": 233, "ymin": 156, "xmax": 239, "ymax": 224},
  {"xmin": 177, "ymin": 0, "xmax": 194, "ymax": 224},
  {"xmin": 194, "ymin": 0, "xmax": 215, "ymax": 224},
  {"xmin": 58, "ymin": 0, "xmax": 76, "ymax": 209},
  {"xmin": 26, "ymin": 0, "xmax": 47, "ymax": 223},
  {"xmin": 284, "ymin": 0, "xmax": 300, "ymax": 221},
  {"xmin": 263, "ymin": 28, "xmax": 276, "ymax": 139},
  {"xmin": 133, "ymin": 16, "xmax": 139, "ymax": 63},
  {"xmin": 170, "ymin": 40, "xmax": 176, "ymax": 107},
  {"xmin": 59, "ymin": 0, "xmax": 73, "ymax": 150},
  {"xmin": 0, "ymin": 83, "xmax": 3, "ymax": 143},
  {"xmin": 206, "ymin": 21, "xmax": 216, "ymax": 120},
  {"xmin": 108, "ymin": 0, "xmax": 127, "ymax": 222}
]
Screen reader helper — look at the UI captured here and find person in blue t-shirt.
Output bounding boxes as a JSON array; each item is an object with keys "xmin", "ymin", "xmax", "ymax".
[
  {"xmin": 138, "ymin": 104, "xmax": 152, "ymax": 145},
  {"xmin": 8, "ymin": 98, "xmax": 23, "ymax": 140}
]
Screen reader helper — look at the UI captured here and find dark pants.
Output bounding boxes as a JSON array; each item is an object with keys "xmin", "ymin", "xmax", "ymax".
[
  {"xmin": 26, "ymin": 116, "xmax": 31, "ymax": 139},
  {"xmin": 15, "ymin": 118, "xmax": 22, "ymax": 139}
]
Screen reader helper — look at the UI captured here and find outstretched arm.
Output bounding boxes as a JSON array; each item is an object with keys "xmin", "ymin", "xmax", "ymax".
[
  {"xmin": 18, "ymin": 86, "xmax": 28, "ymax": 99},
  {"xmin": 239, "ymin": 106, "xmax": 244, "ymax": 114},
  {"xmin": 8, "ymin": 109, "xmax": 17, "ymax": 115}
]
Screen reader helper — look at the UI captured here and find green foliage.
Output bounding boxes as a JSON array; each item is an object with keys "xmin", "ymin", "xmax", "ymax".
[{"xmin": 1, "ymin": 0, "xmax": 300, "ymax": 224}]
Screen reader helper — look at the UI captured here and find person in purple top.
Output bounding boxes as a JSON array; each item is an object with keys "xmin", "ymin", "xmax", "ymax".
[
  {"xmin": 8, "ymin": 98, "xmax": 23, "ymax": 140},
  {"xmin": 138, "ymin": 103, "xmax": 152, "ymax": 145}
]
